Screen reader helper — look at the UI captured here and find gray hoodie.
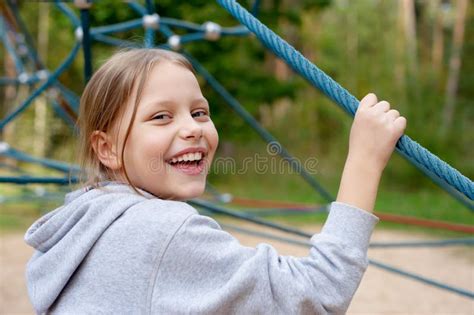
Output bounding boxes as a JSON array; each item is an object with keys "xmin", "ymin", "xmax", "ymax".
[{"xmin": 25, "ymin": 183, "xmax": 378, "ymax": 314}]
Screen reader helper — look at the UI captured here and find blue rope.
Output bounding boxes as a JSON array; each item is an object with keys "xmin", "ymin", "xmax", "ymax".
[
  {"xmin": 0, "ymin": 16, "xmax": 25, "ymax": 74},
  {"xmin": 0, "ymin": 176, "xmax": 76, "ymax": 185},
  {"xmin": 144, "ymin": 0, "xmax": 155, "ymax": 48},
  {"xmin": 370, "ymin": 238, "xmax": 474, "ymax": 248},
  {"xmin": 190, "ymin": 199, "xmax": 312, "ymax": 237},
  {"xmin": 0, "ymin": 77, "xmax": 21, "ymax": 85},
  {"xmin": 51, "ymin": 99, "xmax": 76, "ymax": 128},
  {"xmin": 242, "ymin": 206, "xmax": 328, "ymax": 217},
  {"xmin": 6, "ymin": 0, "xmax": 43, "ymax": 68},
  {"xmin": 160, "ymin": 17, "xmax": 204, "ymax": 32},
  {"xmin": 55, "ymin": 2, "xmax": 80, "ymax": 28},
  {"xmin": 0, "ymin": 43, "xmax": 81, "ymax": 131},
  {"xmin": 1, "ymin": 146, "xmax": 80, "ymax": 174},
  {"xmin": 55, "ymin": 82, "xmax": 80, "ymax": 113},
  {"xmin": 91, "ymin": 19, "xmax": 143, "ymax": 36},
  {"xmin": 369, "ymin": 259, "xmax": 473, "ymax": 299},
  {"xmin": 161, "ymin": 17, "xmax": 250, "ymax": 36},
  {"xmin": 79, "ymin": 7, "xmax": 93, "ymax": 82},
  {"xmin": 216, "ymin": 0, "xmax": 474, "ymax": 204},
  {"xmin": 180, "ymin": 32, "xmax": 206, "ymax": 45},
  {"xmin": 158, "ymin": 24, "xmax": 174, "ymax": 38},
  {"xmin": 221, "ymin": 223, "xmax": 474, "ymax": 249},
  {"xmin": 3, "ymin": 0, "xmax": 81, "ymax": 123}
]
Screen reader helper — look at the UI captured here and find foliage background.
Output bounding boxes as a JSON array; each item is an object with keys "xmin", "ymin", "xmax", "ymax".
[{"xmin": 1, "ymin": 0, "xmax": 473, "ymax": 228}]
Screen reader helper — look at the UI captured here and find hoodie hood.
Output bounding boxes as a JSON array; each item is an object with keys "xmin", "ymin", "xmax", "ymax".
[{"xmin": 24, "ymin": 183, "xmax": 149, "ymax": 313}]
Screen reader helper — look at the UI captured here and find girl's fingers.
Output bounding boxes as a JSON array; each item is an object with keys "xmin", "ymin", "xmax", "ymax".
[
  {"xmin": 373, "ymin": 101, "xmax": 390, "ymax": 113},
  {"xmin": 386, "ymin": 109, "xmax": 400, "ymax": 120},
  {"xmin": 359, "ymin": 93, "xmax": 378, "ymax": 109},
  {"xmin": 393, "ymin": 116, "xmax": 407, "ymax": 131}
]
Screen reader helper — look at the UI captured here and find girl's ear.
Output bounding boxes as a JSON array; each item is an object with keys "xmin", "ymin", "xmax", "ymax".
[{"xmin": 90, "ymin": 131, "xmax": 121, "ymax": 170}]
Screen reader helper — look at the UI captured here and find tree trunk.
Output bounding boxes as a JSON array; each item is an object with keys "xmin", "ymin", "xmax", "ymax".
[
  {"xmin": 431, "ymin": 0, "xmax": 444, "ymax": 79},
  {"xmin": 2, "ymin": 39, "xmax": 17, "ymax": 145},
  {"xmin": 395, "ymin": 0, "xmax": 408, "ymax": 106},
  {"xmin": 401, "ymin": 0, "xmax": 418, "ymax": 77},
  {"xmin": 346, "ymin": 1, "xmax": 358, "ymax": 92},
  {"xmin": 441, "ymin": 0, "xmax": 468, "ymax": 135},
  {"xmin": 34, "ymin": 2, "xmax": 49, "ymax": 157}
]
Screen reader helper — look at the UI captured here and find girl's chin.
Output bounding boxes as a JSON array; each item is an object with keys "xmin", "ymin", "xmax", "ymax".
[{"xmin": 165, "ymin": 184, "xmax": 206, "ymax": 201}]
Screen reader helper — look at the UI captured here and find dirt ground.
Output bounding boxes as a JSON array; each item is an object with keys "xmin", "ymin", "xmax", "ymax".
[{"xmin": 1, "ymin": 223, "xmax": 473, "ymax": 315}]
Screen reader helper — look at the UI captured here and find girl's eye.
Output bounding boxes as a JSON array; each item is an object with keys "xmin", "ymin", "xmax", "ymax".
[
  {"xmin": 192, "ymin": 110, "xmax": 209, "ymax": 119},
  {"xmin": 152, "ymin": 113, "xmax": 172, "ymax": 122}
]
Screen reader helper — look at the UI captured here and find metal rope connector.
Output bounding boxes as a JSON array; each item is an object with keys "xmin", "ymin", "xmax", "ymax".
[{"xmin": 143, "ymin": 13, "xmax": 160, "ymax": 30}]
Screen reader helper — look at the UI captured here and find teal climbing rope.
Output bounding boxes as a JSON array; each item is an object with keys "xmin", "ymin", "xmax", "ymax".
[{"xmin": 216, "ymin": 0, "xmax": 474, "ymax": 204}]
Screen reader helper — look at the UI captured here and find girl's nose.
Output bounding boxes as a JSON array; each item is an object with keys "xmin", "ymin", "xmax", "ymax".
[{"xmin": 178, "ymin": 117, "xmax": 203, "ymax": 140}]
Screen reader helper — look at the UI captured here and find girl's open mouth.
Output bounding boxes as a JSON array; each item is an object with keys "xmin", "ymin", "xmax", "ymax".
[{"xmin": 167, "ymin": 152, "xmax": 206, "ymax": 175}]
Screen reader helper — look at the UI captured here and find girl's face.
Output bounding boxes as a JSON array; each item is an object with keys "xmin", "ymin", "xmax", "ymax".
[{"xmin": 117, "ymin": 61, "xmax": 218, "ymax": 200}]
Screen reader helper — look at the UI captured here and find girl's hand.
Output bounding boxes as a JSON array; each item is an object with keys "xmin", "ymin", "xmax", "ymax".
[
  {"xmin": 348, "ymin": 93, "xmax": 407, "ymax": 173},
  {"xmin": 336, "ymin": 93, "xmax": 406, "ymax": 212}
]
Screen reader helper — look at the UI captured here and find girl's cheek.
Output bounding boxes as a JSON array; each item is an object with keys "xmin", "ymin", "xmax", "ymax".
[{"xmin": 207, "ymin": 124, "xmax": 219, "ymax": 149}]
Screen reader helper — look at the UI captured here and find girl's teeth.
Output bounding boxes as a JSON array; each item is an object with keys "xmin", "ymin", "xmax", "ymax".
[{"xmin": 170, "ymin": 152, "xmax": 204, "ymax": 163}]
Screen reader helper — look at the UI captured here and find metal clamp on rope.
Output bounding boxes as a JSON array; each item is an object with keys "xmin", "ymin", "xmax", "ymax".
[
  {"xmin": 74, "ymin": 0, "xmax": 92, "ymax": 9},
  {"xmin": 18, "ymin": 72, "xmax": 30, "ymax": 84},
  {"xmin": 0, "ymin": 142, "xmax": 10, "ymax": 154},
  {"xmin": 75, "ymin": 27, "xmax": 84, "ymax": 42},
  {"xmin": 168, "ymin": 35, "xmax": 181, "ymax": 51},
  {"xmin": 203, "ymin": 21, "xmax": 221, "ymax": 41},
  {"xmin": 218, "ymin": 193, "xmax": 233, "ymax": 203},
  {"xmin": 143, "ymin": 13, "xmax": 160, "ymax": 30},
  {"xmin": 36, "ymin": 70, "xmax": 49, "ymax": 81}
]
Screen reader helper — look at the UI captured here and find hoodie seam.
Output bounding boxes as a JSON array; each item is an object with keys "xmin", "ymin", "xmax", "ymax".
[{"xmin": 145, "ymin": 212, "xmax": 196, "ymax": 314}]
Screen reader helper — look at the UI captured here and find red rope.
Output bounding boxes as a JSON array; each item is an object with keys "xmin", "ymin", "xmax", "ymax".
[{"xmin": 229, "ymin": 197, "xmax": 474, "ymax": 234}]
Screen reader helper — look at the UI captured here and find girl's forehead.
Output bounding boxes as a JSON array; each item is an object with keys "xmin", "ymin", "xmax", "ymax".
[
  {"xmin": 130, "ymin": 63, "xmax": 206, "ymax": 114},
  {"xmin": 141, "ymin": 62, "xmax": 202, "ymax": 97}
]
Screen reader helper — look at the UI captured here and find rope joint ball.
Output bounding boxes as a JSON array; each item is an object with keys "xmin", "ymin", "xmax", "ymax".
[
  {"xmin": 142, "ymin": 13, "xmax": 160, "ymax": 30},
  {"xmin": 0, "ymin": 142, "xmax": 10, "ymax": 154},
  {"xmin": 18, "ymin": 72, "xmax": 30, "ymax": 84},
  {"xmin": 36, "ymin": 70, "xmax": 49, "ymax": 81},
  {"xmin": 203, "ymin": 21, "xmax": 222, "ymax": 41},
  {"xmin": 74, "ymin": 27, "xmax": 84, "ymax": 42},
  {"xmin": 168, "ymin": 35, "xmax": 181, "ymax": 51}
]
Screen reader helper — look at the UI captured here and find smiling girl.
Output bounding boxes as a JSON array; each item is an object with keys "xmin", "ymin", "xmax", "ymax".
[{"xmin": 25, "ymin": 49, "xmax": 405, "ymax": 314}]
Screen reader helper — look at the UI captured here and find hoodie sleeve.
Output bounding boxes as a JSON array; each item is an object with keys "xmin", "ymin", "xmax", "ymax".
[{"xmin": 149, "ymin": 202, "xmax": 378, "ymax": 315}]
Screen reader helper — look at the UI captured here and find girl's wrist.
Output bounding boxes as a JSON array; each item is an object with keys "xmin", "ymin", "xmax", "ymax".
[
  {"xmin": 345, "ymin": 151, "xmax": 386, "ymax": 177},
  {"xmin": 336, "ymin": 155, "xmax": 383, "ymax": 213}
]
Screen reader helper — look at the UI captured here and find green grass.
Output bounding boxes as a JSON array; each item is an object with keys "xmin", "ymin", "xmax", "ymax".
[
  {"xmin": 1, "ymin": 169, "xmax": 472, "ymax": 238},
  {"xmin": 207, "ymin": 166, "xmax": 473, "ymax": 237},
  {"xmin": 0, "ymin": 187, "xmax": 65, "ymax": 233}
]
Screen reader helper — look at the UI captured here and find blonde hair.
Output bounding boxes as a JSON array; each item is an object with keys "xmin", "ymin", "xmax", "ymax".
[{"xmin": 77, "ymin": 48, "xmax": 193, "ymax": 187}]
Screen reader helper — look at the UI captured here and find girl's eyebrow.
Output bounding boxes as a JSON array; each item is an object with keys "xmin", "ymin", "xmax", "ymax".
[
  {"xmin": 146, "ymin": 100, "xmax": 175, "ymax": 108},
  {"xmin": 191, "ymin": 97, "xmax": 209, "ymax": 107},
  {"xmin": 146, "ymin": 97, "xmax": 208, "ymax": 108}
]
